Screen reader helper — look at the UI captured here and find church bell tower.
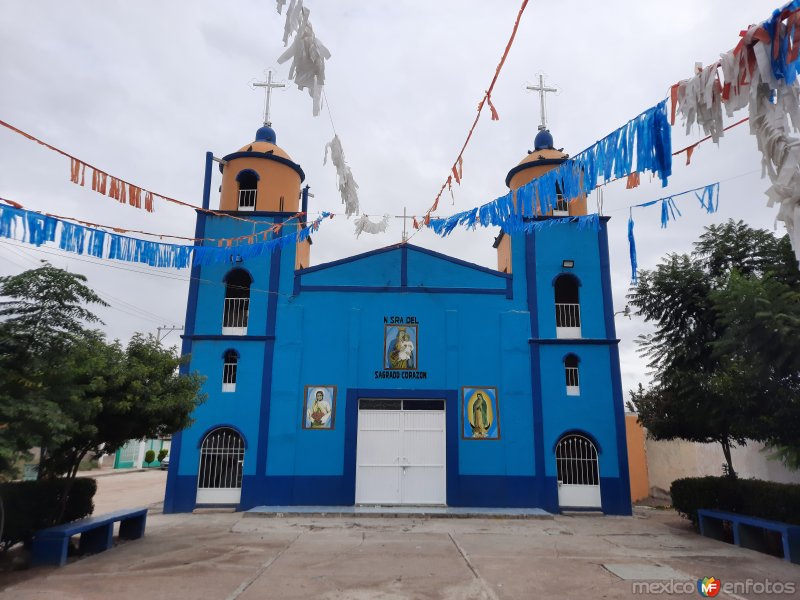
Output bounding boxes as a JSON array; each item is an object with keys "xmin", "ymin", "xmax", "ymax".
[{"xmin": 495, "ymin": 76, "xmax": 587, "ymax": 273}]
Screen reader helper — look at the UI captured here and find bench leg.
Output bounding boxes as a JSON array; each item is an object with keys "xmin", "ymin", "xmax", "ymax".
[
  {"xmin": 79, "ymin": 523, "xmax": 113, "ymax": 555},
  {"xmin": 119, "ymin": 514, "xmax": 147, "ymax": 540},
  {"xmin": 699, "ymin": 515, "xmax": 730, "ymax": 543},
  {"xmin": 31, "ymin": 536, "xmax": 69, "ymax": 567},
  {"xmin": 785, "ymin": 530, "xmax": 800, "ymax": 565}
]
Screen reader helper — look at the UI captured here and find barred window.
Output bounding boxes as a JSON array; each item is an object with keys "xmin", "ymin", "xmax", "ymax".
[
  {"xmin": 222, "ymin": 349, "xmax": 238, "ymax": 392},
  {"xmin": 565, "ymin": 354, "xmax": 580, "ymax": 396}
]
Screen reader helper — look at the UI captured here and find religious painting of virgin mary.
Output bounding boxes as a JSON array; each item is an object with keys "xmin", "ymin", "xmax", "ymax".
[
  {"xmin": 384, "ymin": 324, "xmax": 418, "ymax": 370},
  {"xmin": 462, "ymin": 387, "xmax": 500, "ymax": 440}
]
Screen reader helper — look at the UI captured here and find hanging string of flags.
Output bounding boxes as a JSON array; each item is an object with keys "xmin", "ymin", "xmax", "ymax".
[
  {"xmin": 668, "ymin": 0, "xmax": 800, "ymax": 262},
  {"xmin": 0, "ymin": 196, "xmax": 309, "ymax": 246},
  {"xmin": 274, "ymin": 2, "xmax": 365, "ymax": 229},
  {"xmin": 636, "ymin": 0, "xmax": 800, "ymax": 263},
  {"xmin": 626, "ymin": 183, "xmax": 720, "ymax": 283},
  {"xmin": 0, "ymin": 119, "xmax": 270, "ymax": 225},
  {"xmin": 419, "ymin": 0, "xmax": 530, "ymax": 227},
  {"xmin": 193, "ymin": 211, "xmax": 331, "ymax": 265},
  {"xmin": 353, "ymin": 213, "xmax": 390, "ymax": 238},
  {"xmin": 276, "ymin": 0, "xmax": 331, "ymax": 117},
  {"xmin": 426, "ymin": 99, "xmax": 673, "ymax": 236},
  {"xmin": 324, "ymin": 134, "xmax": 360, "ymax": 216},
  {"xmin": 0, "ymin": 200, "xmax": 331, "ymax": 269},
  {"xmin": 4, "ymin": 1, "xmax": 799, "ymax": 278},
  {"xmin": 421, "ymin": 0, "xmax": 800, "ymax": 271}
]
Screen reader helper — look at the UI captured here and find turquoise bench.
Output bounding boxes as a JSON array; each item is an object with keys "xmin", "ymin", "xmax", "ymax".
[
  {"xmin": 31, "ymin": 507, "xmax": 148, "ymax": 567},
  {"xmin": 698, "ymin": 509, "xmax": 800, "ymax": 564}
]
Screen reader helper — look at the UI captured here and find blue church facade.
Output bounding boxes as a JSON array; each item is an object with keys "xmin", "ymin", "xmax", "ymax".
[{"xmin": 163, "ymin": 126, "xmax": 632, "ymax": 516}]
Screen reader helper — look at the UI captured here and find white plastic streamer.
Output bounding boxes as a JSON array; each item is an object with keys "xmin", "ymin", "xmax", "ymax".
[
  {"xmin": 674, "ymin": 63, "xmax": 724, "ymax": 143},
  {"xmin": 324, "ymin": 134, "xmax": 359, "ymax": 216},
  {"xmin": 277, "ymin": 3, "xmax": 331, "ymax": 116},
  {"xmin": 279, "ymin": 0, "xmax": 304, "ymax": 46},
  {"xmin": 673, "ymin": 5, "xmax": 800, "ymax": 263},
  {"xmin": 751, "ymin": 81, "xmax": 800, "ymax": 261},
  {"xmin": 353, "ymin": 214, "xmax": 389, "ymax": 238}
]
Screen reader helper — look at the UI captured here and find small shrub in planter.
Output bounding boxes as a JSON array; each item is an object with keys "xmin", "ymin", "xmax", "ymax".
[
  {"xmin": 143, "ymin": 450, "xmax": 156, "ymax": 467},
  {"xmin": 0, "ymin": 478, "xmax": 97, "ymax": 550},
  {"xmin": 157, "ymin": 449, "xmax": 168, "ymax": 463},
  {"xmin": 671, "ymin": 476, "xmax": 800, "ymax": 527}
]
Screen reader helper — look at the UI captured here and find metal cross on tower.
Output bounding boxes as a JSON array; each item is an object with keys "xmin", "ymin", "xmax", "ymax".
[
  {"xmin": 253, "ymin": 70, "xmax": 286, "ymax": 127},
  {"xmin": 526, "ymin": 74, "xmax": 558, "ymax": 131}
]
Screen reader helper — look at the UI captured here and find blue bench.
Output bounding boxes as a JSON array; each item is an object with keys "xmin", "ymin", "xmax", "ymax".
[
  {"xmin": 698, "ymin": 509, "xmax": 800, "ymax": 564},
  {"xmin": 31, "ymin": 507, "xmax": 148, "ymax": 567}
]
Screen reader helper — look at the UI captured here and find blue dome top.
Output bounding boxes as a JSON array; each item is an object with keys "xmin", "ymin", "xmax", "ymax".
[
  {"xmin": 534, "ymin": 129, "xmax": 554, "ymax": 150},
  {"xmin": 255, "ymin": 125, "xmax": 277, "ymax": 144}
]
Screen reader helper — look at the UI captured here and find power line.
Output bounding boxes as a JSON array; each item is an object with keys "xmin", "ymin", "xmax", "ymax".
[{"xmin": 0, "ymin": 238, "xmax": 293, "ymax": 298}]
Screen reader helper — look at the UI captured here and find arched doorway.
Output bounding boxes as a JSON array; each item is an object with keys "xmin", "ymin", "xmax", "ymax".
[
  {"xmin": 555, "ymin": 434, "xmax": 601, "ymax": 509},
  {"xmin": 196, "ymin": 427, "xmax": 245, "ymax": 505}
]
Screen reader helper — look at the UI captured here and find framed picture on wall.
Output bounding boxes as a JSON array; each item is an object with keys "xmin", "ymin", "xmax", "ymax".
[
  {"xmin": 302, "ymin": 385, "xmax": 337, "ymax": 430},
  {"xmin": 461, "ymin": 386, "xmax": 500, "ymax": 440},
  {"xmin": 384, "ymin": 324, "xmax": 418, "ymax": 370}
]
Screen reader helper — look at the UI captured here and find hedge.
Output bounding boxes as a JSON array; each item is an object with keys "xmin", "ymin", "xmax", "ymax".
[
  {"xmin": 670, "ymin": 476, "xmax": 800, "ymax": 527},
  {"xmin": 0, "ymin": 477, "xmax": 97, "ymax": 549}
]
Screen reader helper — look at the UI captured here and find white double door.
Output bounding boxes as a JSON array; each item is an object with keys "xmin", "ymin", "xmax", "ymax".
[{"xmin": 355, "ymin": 399, "xmax": 446, "ymax": 505}]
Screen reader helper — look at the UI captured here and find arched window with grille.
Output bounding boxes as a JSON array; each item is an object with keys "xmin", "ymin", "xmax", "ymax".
[
  {"xmin": 236, "ymin": 169, "xmax": 259, "ymax": 211},
  {"xmin": 196, "ymin": 427, "xmax": 245, "ymax": 505},
  {"xmin": 554, "ymin": 275, "xmax": 581, "ymax": 338},
  {"xmin": 222, "ymin": 349, "xmax": 238, "ymax": 392},
  {"xmin": 564, "ymin": 354, "xmax": 580, "ymax": 396},
  {"xmin": 555, "ymin": 433, "xmax": 601, "ymax": 508},
  {"xmin": 222, "ymin": 269, "xmax": 251, "ymax": 335}
]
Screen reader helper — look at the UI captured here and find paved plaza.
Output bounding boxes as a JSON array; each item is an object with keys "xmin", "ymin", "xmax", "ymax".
[{"xmin": 1, "ymin": 471, "xmax": 798, "ymax": 599}]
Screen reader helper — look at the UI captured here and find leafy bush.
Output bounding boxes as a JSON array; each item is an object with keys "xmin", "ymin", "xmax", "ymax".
[
  {"xmin": 671, "ymin": 476, "xmax": 800, "ymax": 527},
  {"xmin": 0, "ymin": 477, "xmax": 97, "ymax": 549},
  {"xmin": 157, "ymin": 449, "xmax": 168, "ymax": 463},
  {"xmin": 144, "ymin": 450, "xmax": 156, "ymax": 466}
]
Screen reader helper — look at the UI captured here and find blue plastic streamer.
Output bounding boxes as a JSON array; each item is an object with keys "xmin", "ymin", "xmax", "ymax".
[
  {"xmin": 695, "ymin": 183, "xmax": 719, "ymax": 214},
  {"xmin": 0, "ymin": 202, "xmax": 331, "ymax": 270},
  {"xmin": 24, "ymin": 212, "xmax": 57, "ymax": 247},
  {"xmin": 59, "ymin": 221, "xmax": 86, "ymax": 254},
  {"xmin": 191, "ymin": 212, "xmax": 331, "ymax": 266},
  {"xmin": 764, "ymin": 1, "xmax": 800, "ymax": 85},
  {"xmin": 0, "ymin": 204, "xmax": 22, "ymax": 239},
  {"xmin": 659, "ymin": 197, "xmax": 682, "ymax": 228},
  {"xmin": 628, "ymin": 213, "xmax": 638, "ymax": 284},
  {"xmin": 87, "ymin": 229, "xmax": 105, "ymax": 258},
  {"xmin": 427, "ymin": 99, "xmax": 673, "ymax": 239}
]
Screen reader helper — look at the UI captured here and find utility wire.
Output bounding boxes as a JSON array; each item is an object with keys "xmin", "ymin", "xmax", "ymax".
[{"xmin": 0, "ymin": 239, "xmax": 293, "ymax": 298}]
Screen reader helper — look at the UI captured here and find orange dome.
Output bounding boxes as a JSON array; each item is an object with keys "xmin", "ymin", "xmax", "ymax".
[{"xmin": 236, "ymin": 140, "xmax": 294, "ymax": 162}]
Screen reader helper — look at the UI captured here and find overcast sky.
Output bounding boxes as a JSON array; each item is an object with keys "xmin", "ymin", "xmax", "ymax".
[{"xmin": 0, "ymin": 0, "xmax": 782, "ymax": 396}]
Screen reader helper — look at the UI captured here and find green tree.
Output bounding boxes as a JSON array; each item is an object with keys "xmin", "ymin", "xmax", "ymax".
[
  {"xmin": 37, "ymin": 333, "xmax": 204, "ymax": 481},
  {"xmin": 0, "ymin": 263, "xmax": 108, "ymax": 479},
  {"xmin": 0, "ymin": 262, "xmax": 107, "ymax": 354},
  {"xmin": 0, "ymin": 264, "xmax": 205, "ymax": 519},
  {"xmin": 628, "ymin": 220, "xmax": 800, "ymax": 477}
]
